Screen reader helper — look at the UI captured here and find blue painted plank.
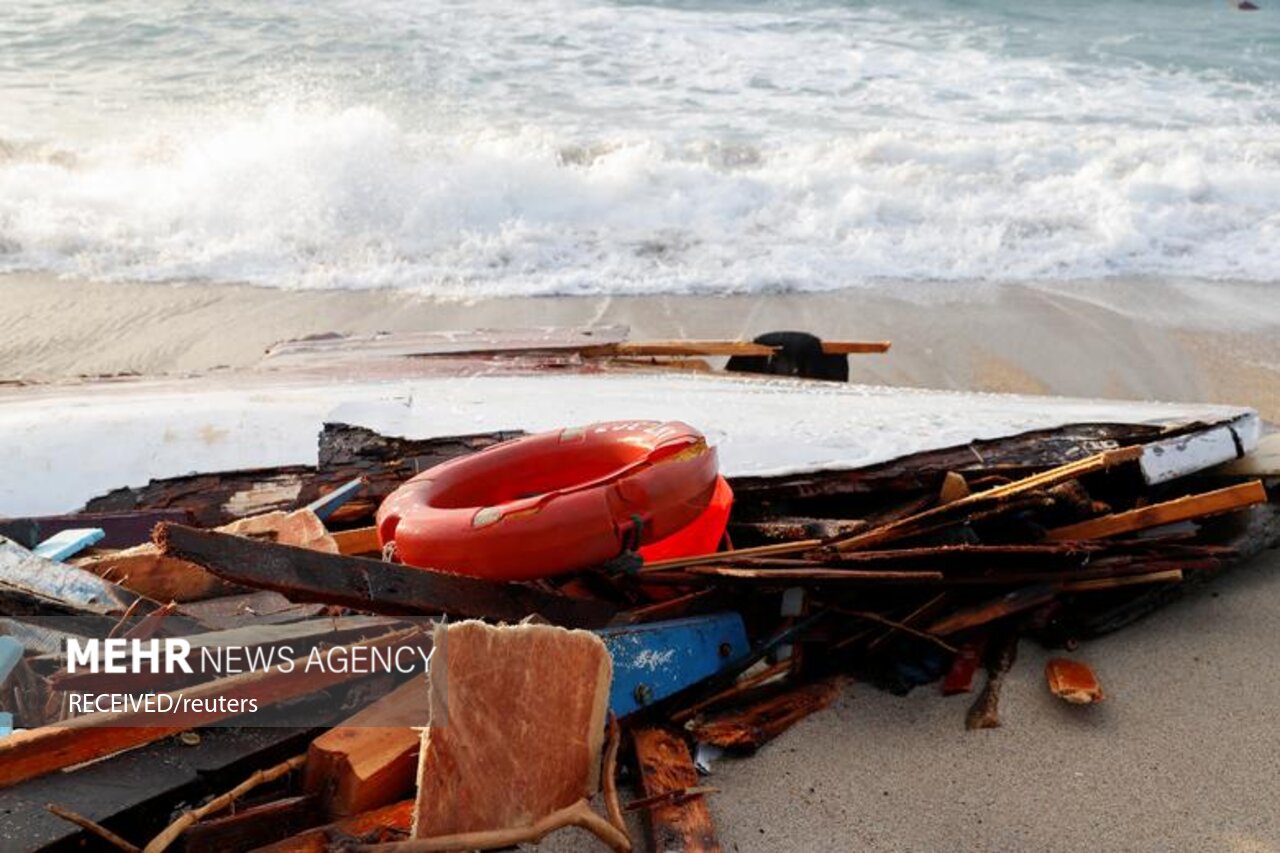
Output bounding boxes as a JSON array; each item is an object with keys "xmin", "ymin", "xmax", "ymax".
[
  {"xmin": 305, "ymin": 477, "xmax": 364, "ymax": 521},
  {"xmin": 32, "ymin": 528, "xmax": 105, "ymax": 562},
  {"xmin": 596, "ymin": 612, "xmax": 749, "ymax": 718}
]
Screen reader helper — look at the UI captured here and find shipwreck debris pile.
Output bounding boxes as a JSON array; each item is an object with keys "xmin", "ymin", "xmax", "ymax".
[{"xmin": 0, "ymin": 419, "xmax": 1276, "ymax": 852}]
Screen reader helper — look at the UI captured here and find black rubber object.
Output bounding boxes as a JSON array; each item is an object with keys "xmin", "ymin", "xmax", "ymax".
[{"xmin": 725, "ymin": 331, "xmax": 849, "ymax": 382}]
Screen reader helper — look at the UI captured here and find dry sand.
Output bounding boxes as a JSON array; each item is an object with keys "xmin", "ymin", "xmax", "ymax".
[{"xmin": 3, "ymin": 272, "xmax": 1279, "ymax": 851}]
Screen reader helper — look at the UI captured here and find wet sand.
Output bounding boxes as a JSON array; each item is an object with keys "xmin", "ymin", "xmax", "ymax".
[{"xmin": 2, "ymin": 273, "xmax": 1279, "ymax": 420}]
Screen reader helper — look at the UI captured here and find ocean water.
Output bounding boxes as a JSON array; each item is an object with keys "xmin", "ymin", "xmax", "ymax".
[{"xmin": 0, "ymin": 0, "xmax": 1277, "ymax": 297}]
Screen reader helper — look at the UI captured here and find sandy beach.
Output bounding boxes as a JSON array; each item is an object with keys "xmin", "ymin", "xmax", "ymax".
[
  {"xmin": 3, "ymin": 273, "xmax": 1279, "ymax": 422},
  {"xmin": 3, "ymin": 272, "xmax": 1279, "ymax": 851}
]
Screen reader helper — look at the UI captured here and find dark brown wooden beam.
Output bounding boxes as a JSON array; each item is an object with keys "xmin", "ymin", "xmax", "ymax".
[{"xmin": 155, "ymin": 523, "xmax": 615, "ymax": 628}]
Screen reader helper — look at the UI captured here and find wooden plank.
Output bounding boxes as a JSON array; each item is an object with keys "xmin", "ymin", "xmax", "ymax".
[
  {"xmin": 689, "ymin": 678, "xmax": 843, "ymax": 751},
  {"xmin": 603, "ymin": 341, "xmax": 775, "ymax": 357},
  {"xmin": 176, "ymin": 591, "xmax": 328, "ymax": 630},
  {"xmin": 254, "ymin": 799, "xmax": 414, "ymax": 852},
  {"xmin": 817, "ymin": 341, "xmax": 893, "ymax": 355},
  {"xmin": 305, "ymin": 677, "xmax": 427, "ymax": 818},
  {"xmin": 1047, "ymin": 480, "xmax": 1268, "ymax": 541},
  {"xmin": 33, "ymin": 528, "xmax": 106, "ymax": 561},
  {"xmin": 632, "ymin": 727, "xmax": 720, "ymax": 853},
  {"xmin": 182, "ymin": 795, "xmax": 322, "ymax": 853},
  {"xmin": 830, "ymin": 447, "xmax": 1143, "ymax": 553},
  {"xmin": 334, "ymin": 526, "xmax": 382, "ymax": 556},
  {"xmin": 0, "ymin": 626, "xmax": 427, "ymax": 789},
  {"xmin": 925, "ymin": 586, "xmax": 1057, "ymax": 636},
  {"xmin": 683, "ymin": 567, "xmax": 945, "ymax": 583},
  {"xmin": 155, "ymin": 523, "xmax": 616, "ymax": 628}
]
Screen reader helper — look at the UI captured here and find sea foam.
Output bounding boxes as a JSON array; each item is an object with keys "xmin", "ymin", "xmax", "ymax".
[{"xmin": 0, "ymin": 0, "xmax": 1277, "ymax": 296}]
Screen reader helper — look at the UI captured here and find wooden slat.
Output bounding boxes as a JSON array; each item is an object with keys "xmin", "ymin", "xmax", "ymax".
[
  {"xmin": 181, "ymin": 795, "xmax": 321, "ymax": 853},
  {"xmin": 632, "ymin": 727, "xmax": 720, "ymax": 853},
  {"xmin": 305, "ymin": 677, "xmax": 426, "ymax": 818},
  {"xmin": 684, "ymin": 566, "xmax": 944, "ymax": 583},
  {"xmin": 333, "ymin": 526, "xmax": 382, "ymax": 556},
  {"xmin": 817, "ymin": 341, "xmax": 892, "ymax": 354},
  {"xmin": 155, "ymin": 523, "xmax": 615, "ymax": 628},
  {"xmin": 604, "ymin": 341, "xmax": 776, "ymax": 357},
  {"xmin": 1047, "ymin": 480, "xmax": 1268, "ymax": 541},
  {"xmin": 830, "ymin": 447, "xmax": 1144, "ymax": 553},
  {"xmin": 253, "ymin": 800, "xmax": 415, "ymax": 852}
]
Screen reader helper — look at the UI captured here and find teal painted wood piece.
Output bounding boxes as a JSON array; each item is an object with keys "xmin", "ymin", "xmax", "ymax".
[{"xmin": 596, "ymin": 612, "xmax": 749, "ymax": 717}]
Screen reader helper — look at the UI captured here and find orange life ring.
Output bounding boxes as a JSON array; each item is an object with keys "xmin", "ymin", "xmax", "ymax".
[{"xmin": 376, "ymin": 420, "xmax": 721, "ymax": 581}]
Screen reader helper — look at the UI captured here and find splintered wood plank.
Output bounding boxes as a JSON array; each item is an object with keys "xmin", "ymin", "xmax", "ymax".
[
  {"xmin": 925, "ymin": 586, "xmax": 1057, "ymax": 636},
  {"xmin": 632, "ymin": 727, "xmax": 721, "ymax": 853},
  {"xmin": 75, "ymin": 508, "xmax": 337, "ymax": 603},
  {"xmin": 253, "ymin": 799, "xmax": 415, "ymax": 852},
  {"xmin": 1047, "ymin": 480, "xmax": 1268, "ymax": 541},
  {"xmin": 74, "ymin": 547, "xmax": 234, "ymax": 603},
  {"xmin": 690, "ymin": 678, "xmax": 844, "ymax": 751},
  {"xmin": 155, "ymin": 523, "xmax": 615, "ymax": 628},
  {"xmin": 831, "ymin": 447, "xmax": 1144, "ymax": 553},
  {"xmin": 0, "ymin": 627, "xmax": 425, "ymax": 789},
  {"xmin": 412, "ymin": 621, "xmax": 612, "ymax": 838},
  {"xmin": 306, "ymin": 677, "xmax": 428, "ymax": 818}
]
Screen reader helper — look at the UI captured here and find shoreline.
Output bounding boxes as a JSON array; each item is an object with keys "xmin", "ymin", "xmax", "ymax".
[{"xmin": 2, "ymin": 273, "xmax": 1278, "ymax": 421}]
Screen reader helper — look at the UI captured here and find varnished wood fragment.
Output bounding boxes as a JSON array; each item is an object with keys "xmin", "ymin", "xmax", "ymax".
[
  {"xmin": 1045, "ymin": 658, "xmax": 1104, "ymax": 704},
  {"xmin": 690, "ymin": 678, "xmax": 844, "ymax": 751},
  {"xmin": 632, "ymin": 727, "xmax": 721, "ymax": 853},
  {"xmin": 334, "ymin": 525, "xmax": 382, "ymax": 555},
  {"xmin": 306, "ymin": 677, "xmax": 427, "ymax": 817}
]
